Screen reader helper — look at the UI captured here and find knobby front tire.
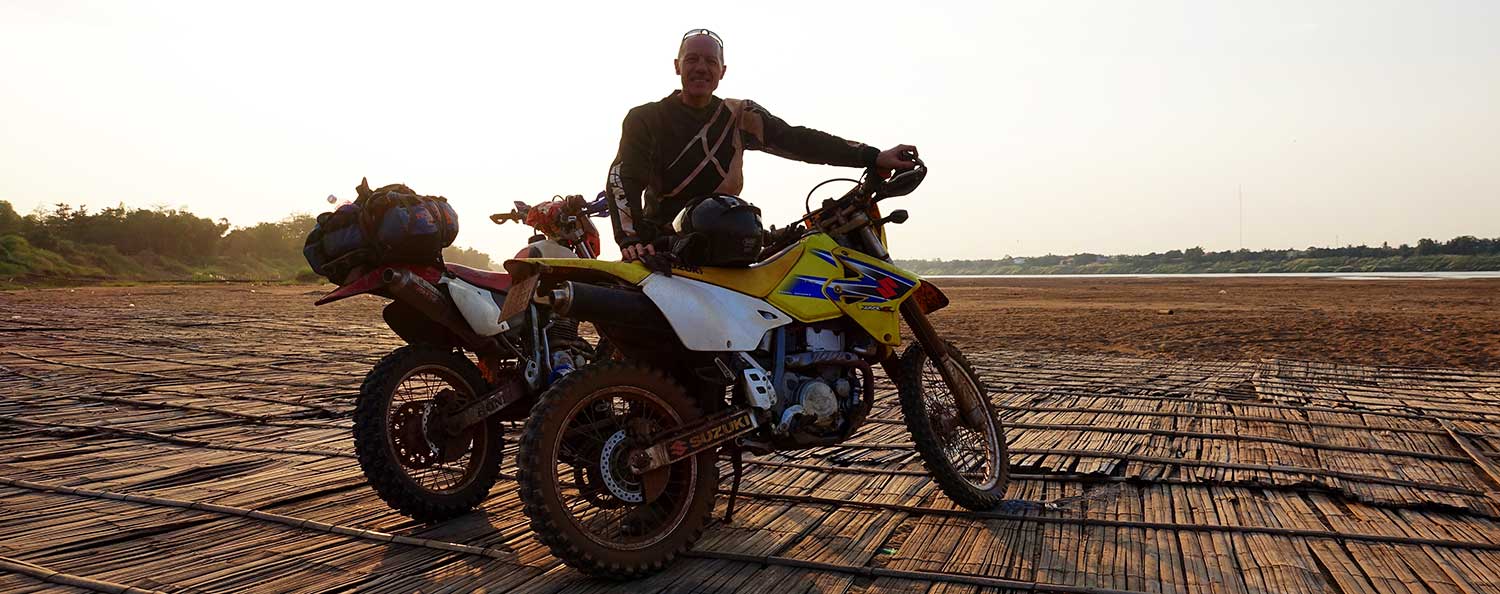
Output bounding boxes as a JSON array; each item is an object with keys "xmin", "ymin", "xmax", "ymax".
[{"xmin": 896, "ymin": 340, "xmax": 1009, "ymax": 511}]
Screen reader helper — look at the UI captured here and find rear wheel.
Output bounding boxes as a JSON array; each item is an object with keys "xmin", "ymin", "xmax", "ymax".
[
  {"xmin": 896, "ymin": 340, "xmax": 1008, "ymax": 510},
  {"xmin": 354, "ymin": 346, "xmax": 504, "ymax": 522},
  {"xmin": 592, "ymin": 336, "xmax": 623, "ymax": 362},
  {"xmin": 517, "ymin": 362, "xmax": 717, "ymax": 579}
]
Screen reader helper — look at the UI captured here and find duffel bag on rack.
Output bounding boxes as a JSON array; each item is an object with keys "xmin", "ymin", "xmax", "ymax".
[
  {"xmin": 302, "ymin": 178, "xmax": 461, "ymax": 282},
  {"xmin": 303, "ymin": 201, "xmax": 369, "ymax": 282},
  {"xmin": 360, "ymin": 182, "xmax": 460, "ymax": 263}
]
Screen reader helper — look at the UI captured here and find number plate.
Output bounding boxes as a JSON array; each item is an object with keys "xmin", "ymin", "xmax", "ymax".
[{"xmin": 499, "ymin": 272, "xmax": 539, "ymax": 322}]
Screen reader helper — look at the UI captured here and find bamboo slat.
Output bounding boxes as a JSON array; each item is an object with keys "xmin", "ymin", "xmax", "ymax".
[{"xmin": 3, "ymin": 285, "xmax": 1500, "ymax": 592}]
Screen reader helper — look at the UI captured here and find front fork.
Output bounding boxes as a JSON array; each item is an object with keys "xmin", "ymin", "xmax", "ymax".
[
  {"xmin": 851, "ymin": 225, "xmax": 987, "ymax": 429},
  {"xmin": 899, "ymin": 299, "xmax": 988, "ymax": 430}
]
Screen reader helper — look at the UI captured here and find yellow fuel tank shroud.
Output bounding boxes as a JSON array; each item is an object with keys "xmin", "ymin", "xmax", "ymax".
[
  {"xmin": 504, "ymin": 235, "xmax": 923, "ymax": 347},
  {"xmin": 503, "ymin": 257, "xmax": 651, "ymax": 284},
  {"xmin": 760, "ymin": 234, "xmax": 922, "ymax": 346},
  {"xmin": 672, "ymin": 242, "xmax": 807, "ymax": 298}
]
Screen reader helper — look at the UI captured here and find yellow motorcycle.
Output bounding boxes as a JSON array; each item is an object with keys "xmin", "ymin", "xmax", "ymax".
[{"xmin": 502, "ymin": 156, "xmax": 1007, "ymax": 578}]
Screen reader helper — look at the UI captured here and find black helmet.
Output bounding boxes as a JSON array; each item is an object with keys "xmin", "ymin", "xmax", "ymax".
[{"xmin": 672, "ymin": 194, "xmax": 764, "ymax": 267}]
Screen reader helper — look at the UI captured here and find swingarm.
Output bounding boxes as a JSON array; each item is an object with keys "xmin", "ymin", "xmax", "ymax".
[{"xmin": 626, "ymin": 408, "xmax": 759, "ymax": 475}]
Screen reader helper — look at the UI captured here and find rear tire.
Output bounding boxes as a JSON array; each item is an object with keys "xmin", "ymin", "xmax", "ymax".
[
  {"xmin": 354, "ymin": 346, "xmax": 504, "ymax": 523},
  {"xmin": 896, "ymin": 340, "xmax": 1008, "ymax": 510},
  {"xmin": 593, "ymin": 336, "xmax": 623, "ymax": 362},
  {"xmin": 517, "ymin": 362, "xmax": 717, "ymax": 579}
]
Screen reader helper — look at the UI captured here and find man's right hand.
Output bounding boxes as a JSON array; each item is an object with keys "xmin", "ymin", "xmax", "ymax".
[
  {"xmin": 621, "ymin": 242, "xmax": 656, "ymax": 262},
  {"xmin": 874, "ymin": 144, "xmax": 920, "ymax": 179}
]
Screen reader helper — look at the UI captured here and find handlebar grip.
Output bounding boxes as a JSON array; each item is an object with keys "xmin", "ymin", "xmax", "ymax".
[{"xmin": 583, "ymin": 196, "xmax": 611, "ymax": 216}]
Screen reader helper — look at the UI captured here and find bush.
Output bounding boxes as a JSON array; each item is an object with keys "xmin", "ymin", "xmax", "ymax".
[{"xmin": 443, "ymin": 245, "xmax": 494, "ymax": 269}]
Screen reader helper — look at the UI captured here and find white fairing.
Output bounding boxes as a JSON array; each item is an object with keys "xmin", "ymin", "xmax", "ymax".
[
  {"xmin": 444, "ymin": 277, "xmax": 508, "ymax": 337},
  {"xmin": 639, "ymin": 274, "xmax": 792, "ymax": 351}
]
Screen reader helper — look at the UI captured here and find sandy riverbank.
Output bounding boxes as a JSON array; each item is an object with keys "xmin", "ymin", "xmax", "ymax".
[{"xmin": 931, "ymin": 276, "xmax": 1500, "ymax": 369}]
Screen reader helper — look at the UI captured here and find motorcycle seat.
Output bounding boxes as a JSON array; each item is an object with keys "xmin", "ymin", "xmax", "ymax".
[
  {"xmin": 445, "ymin": 263, "xmax": 512, "ymax": 293},
  {"xmin": 676, "ymin": 242, "xmax": 805, "ymax": 298}
]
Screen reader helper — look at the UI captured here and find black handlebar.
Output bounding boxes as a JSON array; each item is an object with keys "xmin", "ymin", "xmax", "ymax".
[
  {"xmin": 766, "ymin": 156, "xmax": 927, "ymax": 255},
  {"xmin": 490, "ymin": 194, "xmax": 610, "ymax": 226},
  {"xmin": 879, "ymin": 156, "xmax": 927, "ymax": 200}
]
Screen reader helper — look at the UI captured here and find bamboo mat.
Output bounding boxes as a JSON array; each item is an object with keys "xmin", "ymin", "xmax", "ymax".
[{"xmin": 2, "ymin": 285, "xmax": 1499, "ymax": 593}]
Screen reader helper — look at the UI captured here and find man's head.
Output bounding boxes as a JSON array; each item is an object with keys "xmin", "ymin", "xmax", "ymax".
[{"xmin": 675, "ymin": 29, "xmax": 725, "ymax": 104}]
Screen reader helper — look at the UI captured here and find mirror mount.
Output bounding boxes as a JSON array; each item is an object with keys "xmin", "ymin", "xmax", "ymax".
[{"xmin": 879, "ymin": 210, "xmax": 909, "ymax": 225}]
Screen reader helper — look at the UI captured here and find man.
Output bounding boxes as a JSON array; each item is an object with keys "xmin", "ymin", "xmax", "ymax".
[{"xmin": 606, "ymin": 29, "xmax": 919, "ymax": 262}]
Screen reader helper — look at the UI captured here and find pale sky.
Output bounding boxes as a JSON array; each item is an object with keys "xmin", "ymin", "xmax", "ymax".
[{"xmin": 2, "ymin": 1, "xmax": 1497, "ymax": 260}]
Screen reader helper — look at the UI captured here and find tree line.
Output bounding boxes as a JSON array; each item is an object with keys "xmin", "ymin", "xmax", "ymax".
[
  {"xmin": 0, "ymin": 200, "xmax": 493, "ymax": 285},
  {"xmin": 3, "ymin": 198, "xmax": 1496, "ymax": 284},
  {"xmin": 898, "ymin": 237, "xmax": 1500, "ymax": 275}
]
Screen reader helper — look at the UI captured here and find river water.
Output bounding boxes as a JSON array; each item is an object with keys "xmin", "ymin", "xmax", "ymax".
[{"xmin": 926, "ymin": 271, "xmax": 1500, "ymax": 280}]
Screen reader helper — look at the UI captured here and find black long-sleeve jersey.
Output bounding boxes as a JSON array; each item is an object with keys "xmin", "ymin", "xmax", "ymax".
[{"xmin": 605, "ymin": 91, "xmax": 880, "ymax": 247}]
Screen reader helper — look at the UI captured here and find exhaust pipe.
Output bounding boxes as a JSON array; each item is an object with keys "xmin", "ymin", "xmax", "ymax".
[
  {"xmin": 548, "ymin": 281, "xmax": 668, "ymax": 331},
  {"xmin": 383, "ymin": 268, "xmax": 485, "ymax": 348}
]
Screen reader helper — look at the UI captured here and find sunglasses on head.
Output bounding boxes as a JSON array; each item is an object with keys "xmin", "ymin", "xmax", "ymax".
[{"xmin": 681, "ymin": 28, "xmax": 723, "ymax": 47}]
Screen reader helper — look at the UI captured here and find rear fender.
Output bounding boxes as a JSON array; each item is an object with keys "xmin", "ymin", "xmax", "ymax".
[
  {"xmin": 500, "ymin": 258, "xmax": 651, "ymax": 320},
  {"xmin": 503, "ymin": 257, "xmax": 651, "ymax": 285},
  {"xmin": 313, "ymin": 265, "xmax": 443, "ymax": 305},
  {"xmin": 383, "ymin": 301, "xmax": 464, "ymax": 347}
]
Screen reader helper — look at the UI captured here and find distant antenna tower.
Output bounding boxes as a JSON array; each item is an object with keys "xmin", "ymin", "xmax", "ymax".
[{"xmin": 1238, "ymin": 185, "xmax": 1243, "ymax": 251}]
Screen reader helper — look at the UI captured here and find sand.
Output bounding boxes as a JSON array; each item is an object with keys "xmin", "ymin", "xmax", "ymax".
[
  {"xmin": 4, "ymin": 276, "xmax": 1497, "ymax": 370},
  {"xmin": 931, "ymin": 276, "xmax": 1500, "ymax": 370}
]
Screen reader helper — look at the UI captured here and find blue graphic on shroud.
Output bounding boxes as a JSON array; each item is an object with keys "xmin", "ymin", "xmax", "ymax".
[
  {"xmin": 783, "ymin": 275, "xmax": 828, "ymax": 299},
  {"xmin": 823, "ymin": 258, "xmax": 916, "ymax": 304},
  {"xmin": 779, "ymin": 249, "xmax": 916, "ymax": 304}
]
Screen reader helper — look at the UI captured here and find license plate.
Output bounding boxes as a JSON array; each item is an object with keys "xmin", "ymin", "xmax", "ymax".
[{"xmin": 499, "ymin": 272, "xmax": 539, "ymax": 321}]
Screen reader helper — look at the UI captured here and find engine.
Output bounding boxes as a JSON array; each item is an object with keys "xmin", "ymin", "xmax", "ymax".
[{"xmin": 747, "ymin": 321, "xmax": 876, "ymax": 447}]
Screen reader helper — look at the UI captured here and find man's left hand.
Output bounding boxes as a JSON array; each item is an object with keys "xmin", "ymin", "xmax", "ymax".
[{"xmin": 875, "ymin": 144, "xmax": 919, "ymax": 178}]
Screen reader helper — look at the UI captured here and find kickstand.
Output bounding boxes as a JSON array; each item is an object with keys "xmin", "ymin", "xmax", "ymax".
[{"xmin": 723, "ymin": 446, "xmax": 745, "ymax": 524}]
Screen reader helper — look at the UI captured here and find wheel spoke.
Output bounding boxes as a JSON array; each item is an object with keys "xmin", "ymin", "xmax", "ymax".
[
  {"xmin": 546, "ymin": 385, "xmax": 697, "ymax": 550},
  {"xmin": 916, "ymin": 349, "xmax": 1002, "ymax": 492},
  {"xmin": 387, "ymin": 365, "xmax": 482, "ymax": 494}
]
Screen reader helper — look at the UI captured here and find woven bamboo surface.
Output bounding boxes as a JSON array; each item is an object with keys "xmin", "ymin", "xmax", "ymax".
[{"xmin": 2, "ymin": 285, "xmax": 1499, "ymax": 593}]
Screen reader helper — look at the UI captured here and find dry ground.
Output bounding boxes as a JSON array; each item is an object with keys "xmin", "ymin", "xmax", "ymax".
[
  {"xmin": 2, "ymin": 281, "xmax": 1500, "ymax": 593},
  {"xmin": 7, "ymin": 276, "xmax": 1498, "ymax": 370},
  {"xmin": 932, "ymin": 277, "xmax": 1500, "ymax": 370}
]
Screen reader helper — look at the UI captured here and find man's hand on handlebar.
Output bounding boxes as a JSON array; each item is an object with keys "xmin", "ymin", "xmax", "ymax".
[
  {"xmin": 621, "ymin": 242, "xmax": 656, "ymax": 262},
  {"xmin": 874, "ymin": 144, "xmax": 919, "ymax": 178}
]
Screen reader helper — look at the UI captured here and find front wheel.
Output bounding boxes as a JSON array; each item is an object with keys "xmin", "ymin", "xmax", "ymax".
[
  {"xmin": 896, "ymin": 340, "xmax": 1008, "ymax": 510},
  {"xmin": 517, "ymin": 362, "xmax": 717, "ymax": 579},
  {"xmin": 353, "ymin": 346, "xmax": 504, "ymax": 523}
]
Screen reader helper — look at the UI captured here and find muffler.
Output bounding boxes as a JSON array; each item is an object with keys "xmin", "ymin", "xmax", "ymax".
[
  {"xmin": 547, "ymin": 281, "xmax": 668, "ymax": 331},
  {"xmin": 382, "ymin": 268, "xmax": 485, "ymax": 348}
]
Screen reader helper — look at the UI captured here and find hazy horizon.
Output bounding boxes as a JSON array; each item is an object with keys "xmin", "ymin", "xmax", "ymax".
[{"xmin": 3, "ymin": 1, "xmax": 1497, "ymax": 261}]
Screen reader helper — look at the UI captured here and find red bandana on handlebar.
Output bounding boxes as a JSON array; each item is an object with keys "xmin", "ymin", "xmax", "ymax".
[{"xmin": 508, "ymin": 195, "xmax": 603, "ymax": 256}]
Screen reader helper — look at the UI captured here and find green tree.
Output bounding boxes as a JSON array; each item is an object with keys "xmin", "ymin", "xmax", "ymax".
[
  {"xmin": 0, "ymin": 201, "xmax": 21, "ymax": 235},
  {"xmin": 443, "ymin": 245, "xmax": 495, "ymax": 269}
]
